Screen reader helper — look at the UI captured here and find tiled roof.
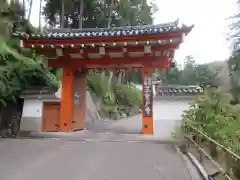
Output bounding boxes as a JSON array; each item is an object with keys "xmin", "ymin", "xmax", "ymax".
[
  {"xmin": 156, "ymin": 85, "xmax": 203, "ymax": 96},
  {"xmin": 21, "ymin": 87, "xmax": 58, "ymax": 96},
  {"xmin": 13, "ymin": 20, "xmax": 194, "ymax": 40}
]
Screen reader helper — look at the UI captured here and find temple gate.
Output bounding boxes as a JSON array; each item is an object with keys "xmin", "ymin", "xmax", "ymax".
[{"xmin": 15, "ymin": 20, "xmax": 193, "ymax": 134}]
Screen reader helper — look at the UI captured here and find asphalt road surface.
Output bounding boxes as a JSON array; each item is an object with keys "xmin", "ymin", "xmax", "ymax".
[{"xmin": 0, "ymin": 116, "xmax": 201, "ymax": 180}]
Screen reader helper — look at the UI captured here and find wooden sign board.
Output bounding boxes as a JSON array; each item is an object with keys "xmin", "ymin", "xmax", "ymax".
[{"xmin": 143, "ymin": 75, "xmax": 153, "ymax": 117}]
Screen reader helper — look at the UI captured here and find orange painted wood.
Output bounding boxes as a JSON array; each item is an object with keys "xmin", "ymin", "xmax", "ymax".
[
  {"xmin": 33, "ymin": 44, "xmax": 179, "ymax": 56},
  {"xmin": 48, "ymin": 56, "xmax": 170, "ymax": 68},
  {"xmin": 23, "ymin": 32, "xmax": 183, "ymax": 47},
  {"xmin": 59, "ymin": 68, "xmax": 75, "ymax": 132},
  {"xmin": 42, "ymin": 103, "xmax": 60, "ymax": 132},
  {"xmin": 72, "ymin": 71, "xmax": 87, "ymax": 131},
  {"xmin": 142, "ymin": 117, "xmax": 154, "ymax": 135},
  {"xmin": 142, "ymin": 67, "xmax": 154, "ymax": 135}
]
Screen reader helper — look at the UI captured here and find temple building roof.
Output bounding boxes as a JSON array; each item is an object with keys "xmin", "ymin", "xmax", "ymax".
[
  {"xmin": 20, "ymin": 87, "xmax": 59, "ymax": 100},
  {"xmin": 14, "ymin": 20, "xmax": 194, "ymax": 69},
  {"xmin": 13, "ymin": 20, "xmax": 193, "ymax": 40},
  {"xmin": 156, "ymin": 85, "xmax": 203, "ymax": 96}
]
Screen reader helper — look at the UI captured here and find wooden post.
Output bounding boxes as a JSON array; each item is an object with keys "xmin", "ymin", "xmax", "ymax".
[
  {"xmin": 142, "ymin": 67, "xmax": 154, "ymax": 135},
  {"xmin": 59, "ymin": 68, "xmax": 75, "ymax": 132},
  {"xmin": 72, "ymin": 70, "xmax": 87, "ymax": 131}
]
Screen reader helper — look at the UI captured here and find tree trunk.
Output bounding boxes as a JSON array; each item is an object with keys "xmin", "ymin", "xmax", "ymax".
[
  {"xmin": 100, "ymin": 0, "xmax": 114, "ymax": 81},
  {"xmin": 0, "ymin": 105, "xmax": 4, "ymax": 129},
  {"xmin": 22, "ymin": 0, "xmax": 25, "ymax": 13},
  {"xmin": 209, "ymin": 142, "xmax": 218, "ymax": 159},
  {"xmin": 39, "ymin": 0, "xmax": 42, "ymax": 29},
  {"xmin": 107, "ymin": 0, "xmax": 113, "ymax": 28},
  {"xmin": 27, "ymin": 0, "xmax": 33, "ymax": 21},
  {"xmin": 232, "ymin": 159, "xmax": 240, "ymax": 179},
  {"xmin": 231, "ymin": 89, "xmax": 240, "ymax": 104},
  {"xmin": 121, "ymin": 71, "xmax": 127, "ymax": 84},
  {"xmin": 79, "ymin": 0, "xmax": 83, "ymax": 29},
  {"xmin": 117, "ymin": 71, "xmax": 122, "ymax": 84},
  {"xmin": 60, "ymin": 0, "xmax": 65, "ymax": 28}
]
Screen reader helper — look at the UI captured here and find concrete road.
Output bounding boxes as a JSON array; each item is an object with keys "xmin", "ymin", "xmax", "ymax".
[{"xmin": 0, "ymin": 116, "xmax": 201, "ymax": 180}]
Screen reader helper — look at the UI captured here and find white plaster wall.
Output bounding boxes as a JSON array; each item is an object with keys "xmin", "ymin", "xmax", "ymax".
[
  {"xmin": 153, "ymin": 100, "xmax": 191, "ymax": 138},
  {"xmin": 20, "ymin": 99, "xmax": 43, "ymax": 132},
  {"xmin": 22, "ymin": 100, "xmax": 43, "ymax": 117}
]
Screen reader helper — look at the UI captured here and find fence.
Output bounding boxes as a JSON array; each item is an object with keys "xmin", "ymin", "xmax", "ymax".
[{"xmin": 183, "ymin": 122, "xmax": 240, "ymax": 180}]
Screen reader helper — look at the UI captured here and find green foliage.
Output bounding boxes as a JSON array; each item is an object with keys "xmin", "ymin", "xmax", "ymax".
[
  {"xmin": 157, "ymin": 56, "xmax": 222, "ymax": 86},
  {"xmin": 228, "ymin": 1, "xmax": 240, "ymax": 104},
  {"xmin": 115, "ymin": 84, "xmax": 142, "ymax": 109},
  {"xmin": 126, "ymin": 71, "xmax": 142, "ymax": 84},
  {"xmin": 43, "ymin": 0, "xmax": 157, "ymax": 28},
  {"xmin": 88, "ymin": 73, "xmax": 142, "ymax": 118},
  {"xmin": 228, "ymin": 55, "xmax": 240, "ymax": 104},
  {"xmin": 182, "ymin": 88, "xmax": 240, "ymax": 155},
  {"xmin": 165, "ymin": 67, "xmax": 181, "ymax": 84},
  {"xmin": 0, "ymin": 37, "xmax": 59, "ymax": 105},
  {"xmin": 0, "ymin": 0, "xmax": 58, "ymax": 106},
  {"xmin": 88, "ymin": 73, "xmax": 116, "ymax": 106}
]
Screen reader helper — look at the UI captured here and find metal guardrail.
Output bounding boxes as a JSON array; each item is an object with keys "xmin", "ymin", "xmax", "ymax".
[{"xmin": 184, "ymin": 122, "xmax": 240, "ymax": 180}]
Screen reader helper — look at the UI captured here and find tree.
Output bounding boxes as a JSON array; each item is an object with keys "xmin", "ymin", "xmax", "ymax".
[
  {"xmin": 43, "ymin": 0, "xmax": 157, "ymax": 28},
  {"xmin": 39, "ymin": 0, "xmax": 43, "ymax": 29},
  {"xmin": 227, "ymin": 1, "xmax": 240, "ymax": 104},
  {"xmin": 165, "ymin": 67, "xmax": 182, "ymax": 84},
  {"xmin": 155, "ymin": 56, "xmax": 220, "ymax": 86},
  {"xmin": 194, "ymin": 64, "xmax": 219, "ymax": 87},
  {"xmin": 180, "ymin": 55, "xmax": 197, "ymax": 84},
  {"xmin": 27, "ymin": 0, "xmax": 33, "ymax": 21},
  {"xmin": 0, "ymin": 0, "xmax": 58, "ymax": 105},
  {"xmin": 228, "ymin": 55, "xmax": 240, "ymax": 104}
]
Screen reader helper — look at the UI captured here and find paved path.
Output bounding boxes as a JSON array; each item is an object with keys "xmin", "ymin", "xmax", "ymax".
[{"xmin": 0, "ymin": 116, "xmax": 201, "ymax": 180}]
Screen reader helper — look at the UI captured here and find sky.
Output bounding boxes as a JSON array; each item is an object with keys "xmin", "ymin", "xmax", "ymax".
[
  {"xmin": 153, "ymin": 0, "xmax": 238, "ymax": 64},
  {"xmin": 29, "ymin": 0, "xmax": 239, "ymax": 65}
]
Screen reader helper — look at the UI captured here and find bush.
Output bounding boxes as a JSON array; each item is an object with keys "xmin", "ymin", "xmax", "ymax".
[
  {"xmin": 87, "ymin": 73, "xmax": 142, "ymax": 118},
  {"xmin": 115, "ymin": 84, "xmax": 142, "ymax": 109},
  {"xmin": 182, "ymin": 87, "xmax": 240, "ymax": 178},
  {"xmin": 183, "ymin": 88, "xmax": 240, "ymax": 153}
]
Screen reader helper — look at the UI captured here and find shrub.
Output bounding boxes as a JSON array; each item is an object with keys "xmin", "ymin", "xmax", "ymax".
[
  {"xmin": 87, "ymin": 73, "xmax": 142, "ymax": 118},
  {"xmin": 182, "ymin": 87, "xmax": 240, "ymax": 179},
  {"xmin": 183, "ymin": 88, "xmax": 240, "ymax": 152},
  {"xmin": 115, "ymin": 84, "xmax": 142, "ymax": 109}
]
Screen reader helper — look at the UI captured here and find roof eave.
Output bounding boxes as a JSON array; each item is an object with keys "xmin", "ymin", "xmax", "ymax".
[
  {"xmin": 12, "ymin": 20, "xmax": 192, "ymax": 40},
  {"xmin": 182, "ymin": 24, "xmax": 194, "ymax": 36}
]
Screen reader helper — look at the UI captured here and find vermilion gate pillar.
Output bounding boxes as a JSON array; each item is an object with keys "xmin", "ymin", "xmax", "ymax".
[
  {"xmin": 142, "ymin": 68, "xmax": 154, "ymax": 134},
  {"xmin": 59, "ymin": 68, "xmax": 74, "ymax": 132}
]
